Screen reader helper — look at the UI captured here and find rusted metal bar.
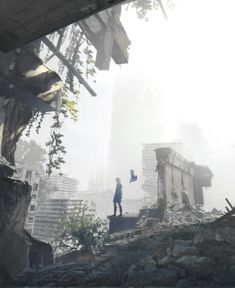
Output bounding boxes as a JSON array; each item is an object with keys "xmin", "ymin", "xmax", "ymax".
[
  {"xmin": 225, "ymin": 198, "xmax": 234, "ymax": 210},
  {"xmin": 225, "ymin": 206, "xmax": 230, "ymax": 212},
  {"xmin": 212, "ymin": 204, "xmax": 235, "ymax": 226}
]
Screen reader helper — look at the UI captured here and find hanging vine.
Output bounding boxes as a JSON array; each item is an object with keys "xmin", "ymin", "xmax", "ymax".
[
  {"xmin": 25, "ymin": 110, "xmax": 44, "ymax": 137},
  {"xmin": 45, "ymin": 111, "xmax": 66, "ymax": 176},
  {"xmin": 26, "ymin": 24, "xmax": 96, "ymax": 176},
  {"xmin": 45, "ymin": 88, "xmax": 79, "ymax": 176}
]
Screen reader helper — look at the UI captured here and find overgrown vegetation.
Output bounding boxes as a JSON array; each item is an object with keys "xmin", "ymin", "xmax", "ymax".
[
  {"xmin": 127, "ymin": 0, "xmax": 177, "ymax": 21},
  {"xmin": 24, "ymin": 1, "xmax": 178, "ymax": 175},
  {"xmin": 53, "ymin": 201, "xmax": 108, "ymax": 254},
  {"xmin": 45, "ymin": 88, "xmax": 79, "ymax": 175},
  {"xmin": 25, "ymin": 24, "xmax": 96, "ymax": 175}
]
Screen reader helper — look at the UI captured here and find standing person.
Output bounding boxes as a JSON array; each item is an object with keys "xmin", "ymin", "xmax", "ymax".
[{"xmin": 113, "ymin": 178, "xmax": 122, "ymax": 216}]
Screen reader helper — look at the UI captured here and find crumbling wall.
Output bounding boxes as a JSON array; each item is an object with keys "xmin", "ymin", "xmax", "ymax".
[
  {"xmin": 0, "ymin": 46, "xmax": 61, "ymax": 281},
  {"xmin": 1, "ymin": 99, "xmax": 32, "ymax": 163},
  {"xmin": 155, "ymin": 148, "xmax": 213, "ymax": 210},
  {"xmin": 0, "ymin": 45, "xmax": 61, "ymax": 163},
  {"xmin": 0, "ymin": 178, "xmax": 31, "ymax": 278},
  {"xmin": 24, "ymin": 230, "xmax": 54, "ymax": 269},
  {"xmin": 191, "ymin": 164, "xmax": 213, "ymax": 206},
  {"xmin": 156, "ymin": 148, "xmax": 195, "ymax": 208}
]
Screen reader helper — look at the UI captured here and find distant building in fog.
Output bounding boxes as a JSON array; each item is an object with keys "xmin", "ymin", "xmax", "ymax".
[
  {"xmin": 33, "ymin": 188, "xmax": 144, "ymax": 242},
  {"xmin": 14, "ymin": 164, "xmax": 42, "ymax": 235},
  {"xmin": 48, "ymin": 174, "xmax": 79, "ymax": 194},
  {"xmin": 13, "ymin": 172, "xmax": 80, "ymax": 239},
  {"xmin": 33, "ymin": 197, "xmax": 83, "ymax": 243},
  {"xmin": 33, "ymin": 174, "xmax": 79, "ymax": 240}
]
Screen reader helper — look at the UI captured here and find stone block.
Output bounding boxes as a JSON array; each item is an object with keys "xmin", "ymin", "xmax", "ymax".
[{"xmin": 108, "ymin": 216, "xmax": 139, "ymax": 234}]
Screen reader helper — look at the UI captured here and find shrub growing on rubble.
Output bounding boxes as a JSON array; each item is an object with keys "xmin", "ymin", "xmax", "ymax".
[{"xmin": 53, "ymin": 201, "xmax": 108, "ymax": 254}]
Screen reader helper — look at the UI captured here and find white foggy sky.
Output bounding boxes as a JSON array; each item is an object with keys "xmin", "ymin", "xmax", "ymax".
[{"xmin": 28, "ymin": 0, "xmax": 235, "ymax": 210}]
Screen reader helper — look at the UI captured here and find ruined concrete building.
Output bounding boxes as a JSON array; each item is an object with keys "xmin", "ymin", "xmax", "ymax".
[
  {"xmin": 0, "ymin": 0, "xmax": 127, "ymax": 52},
  {"xmin": 28, "ymin": 174, "xmax": 79, "ymax": 241},
  {"xmin": 155, "ymin": 147, "xmax": 213, "ymax": 208},
  {"xmin": 0, "ymin": 0, "xmax": 130, "ymax": 279},
  {"xmin": 0, "ymin": 47, "xmax": 61, "ymax": 278},
  {"xmin": 48, "ymin": 174, "xmax": 79, "ymax": 195},
  {"xmin": 142, "ymin": 143, "xmax": 187, "ymax": 204},
  {"xmin": 14, "ymin": 164, "xmax": 41, "ymax": 234},
  {"xmin": 33, "ymin": 198, "xmax": 83, "ymax": 243},
  {"xmin": 80, "ymin": 5, "xmax": 131, "ymax": 70}
]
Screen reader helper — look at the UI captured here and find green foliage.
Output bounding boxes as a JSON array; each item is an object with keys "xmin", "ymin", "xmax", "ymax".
[
  {"xmin": 84, "ymin": 41, "xmax": 96, "ymax": 79},
  {"xmin": 61, "ymin": 87, "xmax": 79, "ymax": 122},
  {"xmin": 130, "ymin": 0, "xmax": 159, "ymax": 20},
  {"xmin": 25, "ymin": 25, "xmax": 96, "ymax": 176},
  {"xmin": 25, "ymin": 110, "xmax": 45, "ymax": 137},
  {"xmin": 45, "ymin": 87, "xmax": 80, "ymax": 175},
  {"xmin": 43, "ymin": 26, "xmax": 96, "ymax": 175},
  {"xmin": 53, "ymin": 24, "xmax": 97, "ymax": 93},
  {"xmin": 128, "ymin": 0, "xmax": 177, "ymax": 21},
  {"xmin": 45, "ymin": 112, "xmax": 66, "ymax": 176},
  {"xmin": 54, "ymin": 201, "xmax": 108, "ymax": 254}
]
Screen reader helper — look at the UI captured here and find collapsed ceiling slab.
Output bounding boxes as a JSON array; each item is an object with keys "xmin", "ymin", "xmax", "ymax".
[
  {"xmin": 80, "ymin": 6, "xmax": 131, "ymax": 70},
  {"xmin": 0, "ymin": 0, "xmax": 127, "ymax": 52},
  {"xmin": 0, "ymin": 49, "xmax": 62, "ymax": 112}
]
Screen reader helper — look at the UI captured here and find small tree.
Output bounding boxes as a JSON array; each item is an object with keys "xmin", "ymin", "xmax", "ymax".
[{"xmin": 54, "ymin": 201, "xmax": 108, "ymax": 255}]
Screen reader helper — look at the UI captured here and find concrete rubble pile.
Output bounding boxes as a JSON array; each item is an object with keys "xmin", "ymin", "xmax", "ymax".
[
  {"xmin": 8, "ymin": 207, "xmax": 235, "ymax": 288},
  {"xmin": 164, "ymin": 206, "xmax": 223, "ymax": 226},
  {"xmin": 137, "ymin": 205, "xmax": 223, "ymax": 230}
]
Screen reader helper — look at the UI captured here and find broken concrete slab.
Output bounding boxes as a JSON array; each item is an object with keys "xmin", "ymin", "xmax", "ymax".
[
  {"xmin": 0, "ymin": 0, "xmax": 128, "ymax": 52},
  {"xmin": 0, "ymin": 48, "xmax": 62, "ymax": 113},
  {"xmin": 194, "ymin": 225, "xmax": 235, "ymax": 247},
  {"xmin": 108, "ymin": 215, "xmax": 139, "ymax": 234}
]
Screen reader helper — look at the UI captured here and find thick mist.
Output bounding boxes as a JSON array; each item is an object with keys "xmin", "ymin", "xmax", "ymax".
[
  {"xmin": 107, "ymin": 0, "xmax": 235, "ymax": 210},
  {"xmin": 28, "ymin": 0, "xmax": 235, "ymax": 211}
]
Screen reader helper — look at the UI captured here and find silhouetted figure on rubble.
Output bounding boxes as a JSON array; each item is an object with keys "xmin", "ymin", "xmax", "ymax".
[{"xmin": 113, "ymin": 178, "xmax": 122, "ymax": 216}]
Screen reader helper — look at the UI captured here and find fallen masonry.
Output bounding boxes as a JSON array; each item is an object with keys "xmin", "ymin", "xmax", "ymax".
[{"xmin": 8, "ymin": 204, "xmax": 235, "ymax": 288}]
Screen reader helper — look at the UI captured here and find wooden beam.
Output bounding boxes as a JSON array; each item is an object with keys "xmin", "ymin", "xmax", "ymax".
[
  {"xmin": 44, "ymin": 29, "xmax": 68, "ymax": 63},
  {"xmin": 42, "ymin": 37, "xmax": 97, "ymax": 97}
]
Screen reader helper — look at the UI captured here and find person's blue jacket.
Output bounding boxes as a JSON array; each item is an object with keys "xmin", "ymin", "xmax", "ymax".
[{"xmin": 113, "ymin": 183, "xmax": 122, "ymax": 203}]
